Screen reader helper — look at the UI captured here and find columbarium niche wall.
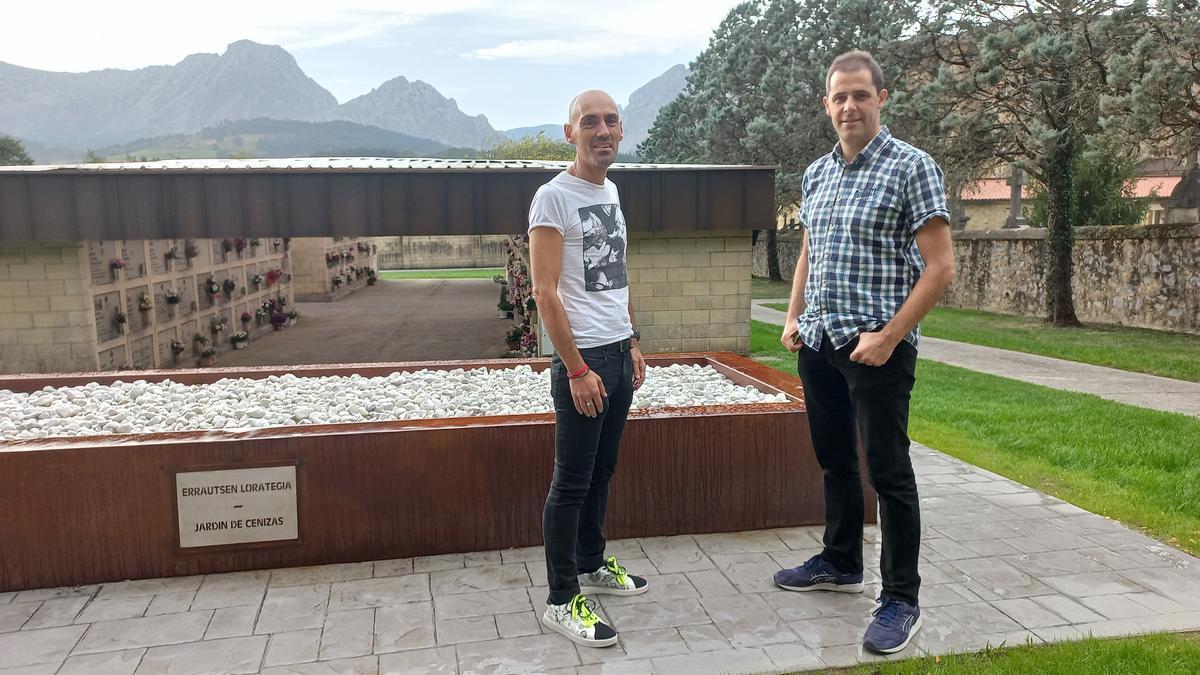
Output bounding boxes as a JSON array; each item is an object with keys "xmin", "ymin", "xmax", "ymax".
[{"xmin": 0, "ymin": 238, "xmax": 294, "ymax": 374}]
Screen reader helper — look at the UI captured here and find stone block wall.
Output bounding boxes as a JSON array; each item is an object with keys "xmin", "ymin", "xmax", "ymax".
[
  {"xmin": 753, "ymin": 224, "xmax": 1200, "ymax": 335},
  {"xmin": 377, "ymin": 235, "xmax": 508, "ymax": 270},
  {"xmin": 629, "ymin": 230, "xmax": 754, "ymax": 354},
  {"xmin": 0, "ymin": 241, "xmax": 94, "ymax": 374}
]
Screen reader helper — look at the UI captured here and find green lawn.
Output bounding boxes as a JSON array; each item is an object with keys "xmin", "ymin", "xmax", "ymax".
[
  {"xmin": 760, "ymin": 304, "xmax": 1200, "ymax": 382},
  {"xmin": 750, "ymin": 319, "xmax": 1200, "ymax": 556},
  {"xmin": 752, "ymin": 277, "xmax": 794, "ymax": 299},
  {"xmin": 378, "ymin": 268, "xmax": 503, "ymax": 280},
  {"xmin": 840, "ymin": 632, "xmax": 1200, "ymax": 674}
]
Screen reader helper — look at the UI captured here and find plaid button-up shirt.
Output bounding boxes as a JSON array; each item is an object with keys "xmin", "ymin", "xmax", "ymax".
[{"xmin": 796, "ymin": 126, "xmax": 949, "ymax": 351}]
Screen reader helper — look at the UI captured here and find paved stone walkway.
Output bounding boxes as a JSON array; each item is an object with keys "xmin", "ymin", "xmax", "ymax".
[
  {"xmin": 216, "ymin": 279, "xmax": 509, "ymax": 368},
  {"xmin": 752, "ymin": 299, "xmax": 1200, "ymax": 417},
  {"xmin": 3, "ymin": 444, "xmax": 1198, "ymax": 675}
]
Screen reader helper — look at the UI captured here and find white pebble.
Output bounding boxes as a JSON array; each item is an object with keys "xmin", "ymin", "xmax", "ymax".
[{"xmin": 0, "ymin": 365, "xmax": 789, "ymax": 440}]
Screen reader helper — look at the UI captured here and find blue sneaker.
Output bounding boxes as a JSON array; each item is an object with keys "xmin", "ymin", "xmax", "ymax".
[
  {"xmin": 773, "ymin": 554, "xmax": 865, "ymax": 593},
  {"xmin": 862, "ymin": 597, "xmax": 922, "ymax": 654}
]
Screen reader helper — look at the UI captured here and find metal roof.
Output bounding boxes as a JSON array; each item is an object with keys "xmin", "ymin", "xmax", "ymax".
[
  {"xmin": 0, "ymin": 157, "xmax": 768, "ymax": 174},
  {"xmin": 0, "ymin": 159, "xmax": 776, "ymax": 241}
]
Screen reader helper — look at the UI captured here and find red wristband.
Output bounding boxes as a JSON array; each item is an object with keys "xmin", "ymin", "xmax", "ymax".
[{"xmin": 568, "ymin": 364, "xmax": 589, "ymax": 380}]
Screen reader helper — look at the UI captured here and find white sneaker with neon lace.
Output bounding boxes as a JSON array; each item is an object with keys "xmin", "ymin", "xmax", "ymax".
[
  {"xmin": 579, "ymin": 556, "xmax": 649, "ymax": 596},
  {"xmin": 541, "ymin": 594, "xmax": 618, "ymax": 647}
]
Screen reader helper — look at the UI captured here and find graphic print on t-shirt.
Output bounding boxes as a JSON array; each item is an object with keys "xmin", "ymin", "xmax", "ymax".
[{"xmin": 578, "ymin": 204, "xmax": 628, "ymax": 292}]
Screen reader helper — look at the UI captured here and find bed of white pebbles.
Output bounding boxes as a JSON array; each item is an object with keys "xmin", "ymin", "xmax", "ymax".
[{"xmin": 0, "ymin": 364, "xmax": 789, "ymax": 440}]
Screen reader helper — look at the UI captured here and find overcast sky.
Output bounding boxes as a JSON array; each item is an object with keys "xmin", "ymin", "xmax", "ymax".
[{"xmin": 2, "ymin": 0, "xmax": 743, "ymax": 130}]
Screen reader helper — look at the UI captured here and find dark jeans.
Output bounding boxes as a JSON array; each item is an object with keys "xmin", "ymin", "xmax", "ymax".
[
  {"xmin": 543, "ymin": 340, "xmax": 635, "ymax": 605},
  {"xmin": 796, "ymin": 332, "xmax": 921, "ymax": 606}
]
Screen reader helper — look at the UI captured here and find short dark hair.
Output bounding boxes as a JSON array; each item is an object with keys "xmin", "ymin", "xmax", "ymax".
[{"xmin": 826, "ymin": 50, "xmax": 884, "ymax": 93}]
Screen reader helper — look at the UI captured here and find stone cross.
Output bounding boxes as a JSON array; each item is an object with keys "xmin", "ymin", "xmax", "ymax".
[{"xmin": 1005, "ymin": 166, "xmax": 1027, "ymax": 229}]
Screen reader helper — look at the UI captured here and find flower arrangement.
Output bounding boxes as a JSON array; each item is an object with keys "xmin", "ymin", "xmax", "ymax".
[
  {"xmin": 266, "ymin": 268, "xmax": 283, "ymax": 286},
  {"xmin": 230, "ymin": 331, "xmax": 249, "ymax": 348},
  {"xmin": 164, "ymin": 247, "xmax": 178, "ymax": 261},
  {"xmin": 286, "ymin": 310, "xmax": 299, "ymax": 324},
  {"xmin": 184, "ymin": 240, "xmax": 199, "ymax": 261},
  {"xmin": 138, "ymin": 294, "xmax": 153, "ymax": 312},
  {"xmin": 221, "ymin": 239, "xmax": 233, "ymax": 254},
  {"xmin": 165, "ymin": 289, "xmax": 181, "ymax": 304},
  {"xmin": 505, "ymin": 326, "xmax": 524, "ymax": 350},
  {"xmin": 366, "ymin": 268, "xmax": 377, "ymax": 285},
  {"xmin": 204, "ymin": 278, "xmax": 220, "ymax": 301},
  {"xmin": 332, "ymin": 276, "xmax": 343, "ymax": 288},
  {"xmin": 109, "ymin": 258, "xmax": 127, "ymax": 280},
  {"xmin": 240, "ymin": 311, "xmax": 252, "ymax": 324},
  {"xmin": 199, "ymin": 346, "xmax": 217, "ymax": 359},
  {"xmin": 210, "ymin": 316, "xmax": 227, "ymax": 335},
  {"xmin": 114, "ymin": 311, "xmax": 127, "ymax": 328},
  {"xmin": 249, "ymin": 238, "xmax": 261, "ymax": 249},
  {"xmin": 251, "ymin": 273, "xmax": 264, "ymax": 288},
  {"xmin": 170, "ymin": 339, "xmax": 186, "ymax": 357},
  {"xmin": 222, "ymin": 278, "xmax": 236, "ymax": 296},
  {"xmin": 520, "ymin": 330, "xmax": 538, "ymax": 354},
  {"xmin": 270, "ymin": 310, "xmax": 287, "ymax": 330},
  {"xmin": 234, "ymin": 238, "xmax": 248, "ymax": 255},
  {"xmin": 192, "ymin": 333, "xmax": 207, "ymax": 345}
]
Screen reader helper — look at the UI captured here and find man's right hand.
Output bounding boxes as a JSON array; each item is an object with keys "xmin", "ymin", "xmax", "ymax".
[
  {"xmin": 569, "ymin": 370, "xmax": 607, "ymax": 417},
  {"xmin": 780, "ymin": 325, "xmax": 803, "ymax": 353}
]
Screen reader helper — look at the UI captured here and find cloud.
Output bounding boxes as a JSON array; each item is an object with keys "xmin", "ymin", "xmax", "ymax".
[
  {"xmin": 469, "ymin": 37, "xmax": 680, "ymax": 62},
  {"xmin": 462, "ymin": 0, "xmax": 738, "ymax": 62},
  {"xmin": 0, "ymin": 0, "xmax": 486, "ymax": 72}
]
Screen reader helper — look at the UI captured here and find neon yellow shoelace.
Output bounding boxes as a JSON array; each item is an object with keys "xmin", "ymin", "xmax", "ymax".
[
  {"xmin": 604, "ymin": 556, "xmax": 630, "ymax": 587},
  {"xmin": 570, "ymin": 594, "xmax": 599, "ymax": 628}
]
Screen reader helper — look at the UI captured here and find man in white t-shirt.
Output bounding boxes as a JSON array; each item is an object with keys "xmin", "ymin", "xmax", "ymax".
[{"xmin": 528, "ymin": 90, "xmax": 649, "ymax": 648}]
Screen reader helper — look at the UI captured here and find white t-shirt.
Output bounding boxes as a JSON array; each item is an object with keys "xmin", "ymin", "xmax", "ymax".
[{"xmin": 528, "ymin": 171, "xmax": 633, "ymax": 348}]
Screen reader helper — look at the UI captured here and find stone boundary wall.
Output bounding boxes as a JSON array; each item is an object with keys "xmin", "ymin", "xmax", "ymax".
[
  {"xmin": 377, "ymin": 235, "xmax": 508, "ymax": 270},
  {"xmin": 753, "ymin": 224, "xmax": 1200, "ymax": 335}
]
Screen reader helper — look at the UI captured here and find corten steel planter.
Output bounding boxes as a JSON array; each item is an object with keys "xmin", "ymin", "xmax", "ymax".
[{"xmin": 0, "ymin": 353, "xmax": 877, "ymax": 592}]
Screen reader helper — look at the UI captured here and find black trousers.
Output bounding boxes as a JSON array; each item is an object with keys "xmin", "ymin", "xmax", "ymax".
[
  {"xmin": 796, "ymin": 333, "xmax": 921, "ymax": 606},
  {"xmin": 543, "ymin": 341, "xmax": 634, "ymax": 606}
]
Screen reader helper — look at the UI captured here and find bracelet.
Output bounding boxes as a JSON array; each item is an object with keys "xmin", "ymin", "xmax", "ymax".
[{"xmin": 568, "ymin": 363, "xmax": 590, "ymax": 380}]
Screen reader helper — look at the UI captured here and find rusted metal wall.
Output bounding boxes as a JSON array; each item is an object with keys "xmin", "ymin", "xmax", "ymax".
[{"xmin": 0, "ymin": 354, "xmax": 876, "ymax": 591}]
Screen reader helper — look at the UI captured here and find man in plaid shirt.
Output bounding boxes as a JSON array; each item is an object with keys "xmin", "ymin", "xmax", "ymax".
[{"xmin": 773, "ymin": 51, "xmax": 956, "ymax": 655}]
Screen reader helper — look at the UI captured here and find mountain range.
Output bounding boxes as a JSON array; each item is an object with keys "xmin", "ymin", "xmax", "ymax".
[{"xmin": 0, "ymin": 40, "xmax": 688, "ymax": 162}]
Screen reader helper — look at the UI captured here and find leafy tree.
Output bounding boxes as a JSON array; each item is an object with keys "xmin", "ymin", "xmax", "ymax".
[
  {"xmin": 641, "ymin": 0, "xmax": 921, "ymax": 281},
  {"xmin": 0, "ymin": 135, "xmax": 33, "ymax": 165},
  {"xmin": 915, "ymin": 0, "xmax": 1154, "ymax": 326},
  {"xmin": 1103, "ymin": 1, "xmax": 1200, "ymax": 159},
  {"xmin": 1026, "ymin": 147, "xmax": 1152, "ymax": 227},
  {"xmin": 482, "ymin": 132, "xmax": 576, "ymax": 161}
]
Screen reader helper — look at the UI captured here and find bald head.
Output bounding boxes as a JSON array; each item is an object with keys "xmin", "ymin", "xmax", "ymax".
[
  {"xmin": 568, "ymin": 90, "xmax": 618, "ymax": 124},
  {"xmin": 564, "ymin": 89, "xmax": 622, "ymax": 179}
]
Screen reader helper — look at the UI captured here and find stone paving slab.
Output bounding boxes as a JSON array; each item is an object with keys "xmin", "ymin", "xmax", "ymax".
[{"xmin": 2, "ymin": 443, "xmax": 1199, "ymax": 674}]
